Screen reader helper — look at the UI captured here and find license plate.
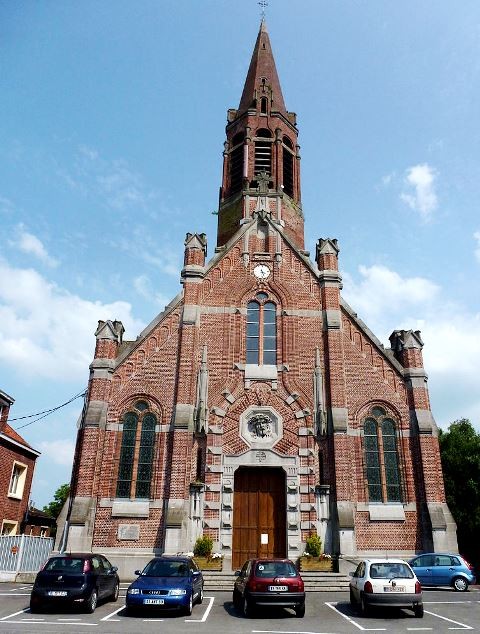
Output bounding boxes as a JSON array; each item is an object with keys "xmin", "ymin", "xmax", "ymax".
[
  {"xmin": 48, "ymin": 591, "xmax": 67, "ymax": 596},
  {"xmin": 269, "ymin": 585, "xmax": 288, "ymax": 592},
  {"xmin": 384, "ymin": 586, "xmax": 405, "ymax": 592},
  {"xmin": 143, "ymin": 598, "xmax": 164, "ymax": 605}
]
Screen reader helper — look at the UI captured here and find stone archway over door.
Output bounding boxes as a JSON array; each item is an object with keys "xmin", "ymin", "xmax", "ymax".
[{"xmin": 232, "ymin": 467, "xmax": 286, "ymax": 569}]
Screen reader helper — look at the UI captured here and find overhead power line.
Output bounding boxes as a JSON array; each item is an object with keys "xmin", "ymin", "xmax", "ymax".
[{"xmin": 10, "ymin": 389, "xmax": 87, "ymax": 430}]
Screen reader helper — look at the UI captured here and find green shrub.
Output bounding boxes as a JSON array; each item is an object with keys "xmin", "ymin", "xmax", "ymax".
[
  {"xmin": 193, "ymin": 535, "xmax": 213, "ymax": 557},
  {"xmin": 305, "ymin": 533, "xmax": 322, "ymax": 557}
]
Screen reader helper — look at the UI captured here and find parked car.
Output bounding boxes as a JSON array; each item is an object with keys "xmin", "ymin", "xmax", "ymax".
[
  {"xmin": 409, "ymin": 553, "xmax": 476, "ymax": 592},
  {"xmin": 30, "ymin": 553, "xmax": 119, "ymax": 613},
  {"xmin": 349, "ymin": 558, "xmax": 423, "ymax": 617},
  {"xmin": 233, "ymin": 558, "xmax": 306, "ymax": 617},
  {"xmin": 125, "ymin": 556, "xmax": 203, "ymax": 616}
]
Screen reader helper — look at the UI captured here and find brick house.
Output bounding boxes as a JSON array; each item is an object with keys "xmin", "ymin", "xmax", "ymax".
[
  {"xmin": 58, "ymin": 21, "xmax": 457, "ymax": 573},
  {"xmin": 0, "ymin": 390, "xmax": 41, "ymax": 536}
]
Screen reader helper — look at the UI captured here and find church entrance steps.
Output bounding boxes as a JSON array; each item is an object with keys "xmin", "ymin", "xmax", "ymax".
[{"xmin": 202, "ymin": 571, "xmax": 350, "ymax": 592}]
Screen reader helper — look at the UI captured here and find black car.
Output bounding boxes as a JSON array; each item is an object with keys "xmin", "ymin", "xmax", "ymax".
[{"xmin": 30, "ymin": 553, "xmax": 120, "ymax": 613}]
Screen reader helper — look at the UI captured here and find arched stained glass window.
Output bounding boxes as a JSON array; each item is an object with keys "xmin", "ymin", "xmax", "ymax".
[
  {"xmin": 364, "ymin": 419, "xmax": 382, "ymax": 502},
  {"xmin": 246, "ymin": 296, "xmax": 277, "ymax": 365},
  {"xmin": 116, "ymin": 412, "xmax": 138, "ymax": 498},
  {"xmin": 363, "ymin": 408, "xmax": 403, "ymax": 503},
  {"xmin": 116, "ymin": 404, "xmax": 157, "ymax": 499}
]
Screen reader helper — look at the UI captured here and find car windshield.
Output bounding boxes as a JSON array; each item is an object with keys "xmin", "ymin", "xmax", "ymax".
[
  {"xmin": 254, "ymin": 561, "xmax": 298, "ymax": 578},
  {"xmin": 370, "ymin": 563, "xmax": 413, "ymax": 579},
  {"xmin": 44, "ymin": 558, "xmax": 84, "ymax": 573},
  {"xmin": 142, "ymin": 560, "xmax": 189, "ymax": 577}
]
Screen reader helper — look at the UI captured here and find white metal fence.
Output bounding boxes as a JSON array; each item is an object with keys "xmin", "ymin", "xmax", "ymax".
[{"xmin": 0, "ymin": 534, "xmax": 53, "ymax": 574}]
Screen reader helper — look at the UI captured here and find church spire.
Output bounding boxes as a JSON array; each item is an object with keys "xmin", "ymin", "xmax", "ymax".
[
  {"xmin": 237, "ymin": 19, "xmax": 287, "ymax": 118},
  {"xmin": 217, "ymin": 21, "xmax": 304, "ymax": 250}
]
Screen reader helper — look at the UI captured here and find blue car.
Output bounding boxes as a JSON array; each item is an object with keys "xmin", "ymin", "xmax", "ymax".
[
  {"xmin": 126, "ymin": 556, "xmax": 204, "ymax": 615},
  {"xmin": 409, "ymin": 553, "xmax": 476, "ymax": 592}
]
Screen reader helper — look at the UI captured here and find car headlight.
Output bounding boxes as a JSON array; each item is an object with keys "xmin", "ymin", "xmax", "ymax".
[
  {"xmin": 169, "ymin": 589, "xmax": 187, "ymax": 596},
  {"xmin": 127, "ymin": 588, "xmax": 140, "ymax": 595}
]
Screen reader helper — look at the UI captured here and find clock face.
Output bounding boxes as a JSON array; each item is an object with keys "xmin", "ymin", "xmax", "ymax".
[{"xmin": 254, "ymin": 264, "xmax": 271, "ymax": 280}]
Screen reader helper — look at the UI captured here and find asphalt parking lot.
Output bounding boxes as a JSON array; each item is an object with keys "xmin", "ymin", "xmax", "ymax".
[{"xmin": 0, "ymin": 583, "xmax": 479, "ymax": 633}]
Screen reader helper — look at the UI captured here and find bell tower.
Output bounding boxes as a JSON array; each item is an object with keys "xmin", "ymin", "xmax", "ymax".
[{"xmin": 217, "ymin": 20, "xmax": 304, "ymax": 249}]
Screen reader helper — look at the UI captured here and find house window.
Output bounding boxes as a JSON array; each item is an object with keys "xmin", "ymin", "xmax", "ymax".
[
  {"xmin": 364, "ymin": 407, "xmax": 402, "ymax": 503},
  {"xmin": 1, "ymin": 521, "xmax": 18, "ymax": 536},
  {"xmin": 8, "ymin": 461, "xmax": 27, "ymax": 500},
  {"xmin": 116, "ymin": 402, "xmax": 157, "ymax": 499},
  {"xmin": 246, "ymin": 294, "xmax": 277, "ymax": 365}
]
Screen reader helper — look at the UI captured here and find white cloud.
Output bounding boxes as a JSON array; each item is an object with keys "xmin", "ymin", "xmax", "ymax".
[
  {"xmin": 343, "ymin": 264, "xmax": 480, "ymax": 429},
  {"xmin": 400, "ymin": 163, "xmax": 438, "ymax": 221},
  {"xmin": 10, "ymin": 224, "xmax": 58, "ymax": 268},
  {"xmin": 134, "ymin": 274, "xmax": 171, "ymax": 308},
  {"xmin": 474, "ymin": 231, "xmax": 480, "ymax": 263},
  {"xmin": 0, "ymin": 196, "xmax": 15, "ymax": 215},
  {"xmin": 0, "ymin": 259, "xmax": 145, "ymax": 380},
  {"xmin": 38, "ymin": 439, "xmax": 75, "ymax": 466}
]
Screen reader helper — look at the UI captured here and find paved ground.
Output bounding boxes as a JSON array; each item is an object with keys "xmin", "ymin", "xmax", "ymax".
[{"xmin": 0, "ymin": 583, "xmax": 479, "ymax": 633}]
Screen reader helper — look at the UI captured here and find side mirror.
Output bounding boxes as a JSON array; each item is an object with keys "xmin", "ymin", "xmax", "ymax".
[
  {"xmin": 234, "ymin": 570, "xmax": 240, "ymax": 576},
  {"xmin": 349, "ymin": 571, "xmax": 355, "ymax": 577},
  {"xmin": 111, "ymin": 566, "xmax": 118, "ymax": 573},
  {"xmin": 134, "ymin": 569, "xmax": 142, "ymax": 576}
]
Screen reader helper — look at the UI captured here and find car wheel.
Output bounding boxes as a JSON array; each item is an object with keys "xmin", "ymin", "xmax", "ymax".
[
  {"xmin": 232, "ymin": 588, "xmax": 241, "ymax": 610},
  {"xmin": 29, "ymin": 600, "xmax": 40, "ymax": 614},
  {"xmin": 242, "ymin": 595, "xmax": 253, "ymax": 618},
  {"xmin": 360, "ymin": 594, "xmax": 369, "ymax": 616},
  {"xmin": 414, "ymin": 604, "xmax": 424, "ymax": 618},
  {"xmin": 85, "ymin": 589, "xmax": 98, "ymax": 614},
  {"xmin": 184, "ymin": 592, "xmax": 193, "ymax": 616},
  {"xmin": 295, "ymin": 603, "xmax": 305, "ymax": 618},
  {"xmin": 110, "ymin": 581, "xmax": 119, "ymax": 602},
  {"xmin": 197, "ymin": 585, "xmax": 204, "ymax": 605},
  {"xmin": 453, "ymin": 576, "xmax": 468, "ymax": 592}
]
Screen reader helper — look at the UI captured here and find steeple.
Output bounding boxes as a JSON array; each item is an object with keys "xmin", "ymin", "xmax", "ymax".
[
  {"xmin": 217, "ymin": 21, "xmax": 304, "ymax": 250},
  {"xmin": 237, "ymin": 19, "xmax": 287, "ymax": 118}
]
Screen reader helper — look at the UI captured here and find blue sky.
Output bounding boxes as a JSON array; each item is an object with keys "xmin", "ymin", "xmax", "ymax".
[{"xmin": 1, "ymin": 0, "xmax": 479, "ymax": 508}]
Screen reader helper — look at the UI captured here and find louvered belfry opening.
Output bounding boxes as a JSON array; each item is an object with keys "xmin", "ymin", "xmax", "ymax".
[
  {"xmin": 282, "ymin": 136, "xmax": 294, "ymax": 198},
  {"xmin": 229, "ymin": 132, "xmax": 244, "ymax": 194},
  {"xmin": 254, "ymin": 128, "xmax": 272, "ymax": 176}
]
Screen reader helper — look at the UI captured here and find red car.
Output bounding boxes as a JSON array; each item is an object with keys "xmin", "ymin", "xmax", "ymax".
[{"xmin": 233, "ymin": 558, "xmax": 305, "ymax": 617}]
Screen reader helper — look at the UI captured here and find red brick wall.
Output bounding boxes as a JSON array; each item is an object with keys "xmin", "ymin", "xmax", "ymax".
[{"xmin": 0, "ymin": 443, "xmax": 36, "ymax": 530}]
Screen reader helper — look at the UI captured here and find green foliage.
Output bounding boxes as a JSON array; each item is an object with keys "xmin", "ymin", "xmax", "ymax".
[
  {"xmin": 42, "ymin": 483, "xmax": 70, "ymax": 519},
  {"xmin": 193, "ymin": 535, "xmax": 213, "ymax": 557},
  {"xmin": 305, "ymin": 533, "xmax": 322, "ymax": 557},
  {"xmin": 439, "ymin": 419, "xmax": 480, "ymax": 568}
]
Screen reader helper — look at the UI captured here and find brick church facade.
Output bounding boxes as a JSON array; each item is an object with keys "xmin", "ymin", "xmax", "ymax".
[{"xmin": 58, "ymin": 21, "xmax": 457, "ymax": 573}]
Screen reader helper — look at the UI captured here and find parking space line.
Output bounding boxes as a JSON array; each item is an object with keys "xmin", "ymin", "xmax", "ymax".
[
  {"xmin": 0, "ymin": 593, "xmax": 30, "ymax": 596},
  {"xmin": 185, "ymin": 596, "xmax": 214, "ymax": 622},
  {"xmin": 252, "ymin": 630, "xmax": 338, "ymax": 633},
  {"xmin": 101, "ymin": 605, "xmax": 124, "ymax": 621},
  {"xmin": 406, "ymin": 629, "xmax": 432, "ymax": 631},
  {"xmin": 325, "ymin": 602, "xmax": 386, "ymax": 631},
  {"xmin": 5, "ymin": 621, "xmax": 97, "ymax": 627},
  {"xmin": 0, "ymin": 608, "xmax": 29, "ymax": 621},
  {"xmin": 424, "ymin": 609, "xmax": 473, "ymax": 630}
]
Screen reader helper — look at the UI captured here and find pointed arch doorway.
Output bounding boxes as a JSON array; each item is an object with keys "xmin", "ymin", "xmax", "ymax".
[{"xmin": 232, "ymin": 466, "xmax": 286, "ymax": 569}]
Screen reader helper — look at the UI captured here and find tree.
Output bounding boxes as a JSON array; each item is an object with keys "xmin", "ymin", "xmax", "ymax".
[
  {"xmin": 439, "ymin": 419, "xmax": 480, "ymax": 568},
  {"xmin": 43, "ymin": 483, "xmax": 70, "ymax": 519}
]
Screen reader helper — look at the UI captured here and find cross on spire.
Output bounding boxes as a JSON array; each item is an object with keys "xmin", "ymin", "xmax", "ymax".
[{"xmin": 258, "ymin": 0, "xmax": 268, "ymax": 19}]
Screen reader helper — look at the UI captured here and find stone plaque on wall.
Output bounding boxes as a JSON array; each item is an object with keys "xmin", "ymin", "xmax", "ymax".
[{"xmin": 118, "ymin": 524, "xmax": 140, "ymax": 541}]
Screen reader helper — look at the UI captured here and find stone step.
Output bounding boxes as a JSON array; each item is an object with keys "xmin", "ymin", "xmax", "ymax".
[{"xmin": 201, "ymin": 571, "xmax": 350, "ymax": 592}]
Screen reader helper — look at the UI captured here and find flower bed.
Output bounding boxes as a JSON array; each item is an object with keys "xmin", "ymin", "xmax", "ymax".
[
  {"xmin": 299, "ymin": 555, "xmax": 333, "ymax": 572},
  {"xmin": 193, "ymin": 555, "xmax": 223, "ymax": 571}
]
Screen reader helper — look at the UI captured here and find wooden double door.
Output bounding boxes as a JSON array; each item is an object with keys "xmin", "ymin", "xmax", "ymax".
[{"xmin": 232, "ymin": 467, "xmax": 287, "ymax": 569}]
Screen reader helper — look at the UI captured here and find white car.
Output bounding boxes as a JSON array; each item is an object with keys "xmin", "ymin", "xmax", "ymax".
[{"xmin": 349, "ymin": 558, "xmax": 423, "ymax": 618}]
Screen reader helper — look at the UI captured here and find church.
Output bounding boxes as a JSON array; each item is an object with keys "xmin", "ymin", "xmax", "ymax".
[{"xmin": 57, "ymin": 20, "xmax": 457, "ymax": 574}]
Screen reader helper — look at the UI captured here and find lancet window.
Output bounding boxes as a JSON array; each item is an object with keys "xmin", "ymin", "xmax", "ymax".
[
  {"xmin": 282, "ymin": 136, "xmax": 294, "ymax": 198},
  {"xmin": 229, "ymin": 132, "xmax": 244, "ymax": 194},
  {"xmin": 116, "ymin": 400, "xmax": 156, "ymax": 499},
  {"xmin": 363, "ymin": 406, "xmax": 402, "ymax": 503},
  {"xmin": 254, "ymin": 128, "xmax": 272, "ymax": 176},
  {"xmin": 246, "ymin": 293, "xmax": 277, "ymax": 365}
]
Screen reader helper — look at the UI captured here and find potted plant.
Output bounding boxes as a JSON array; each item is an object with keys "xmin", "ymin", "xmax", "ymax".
[
  {"xmin": 299, "ymin": 533, "xmax": 333, "ymax": 571},
  {"xmin": 192, "ymin": 536, "xmax": 223, "ymax": 571}
]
